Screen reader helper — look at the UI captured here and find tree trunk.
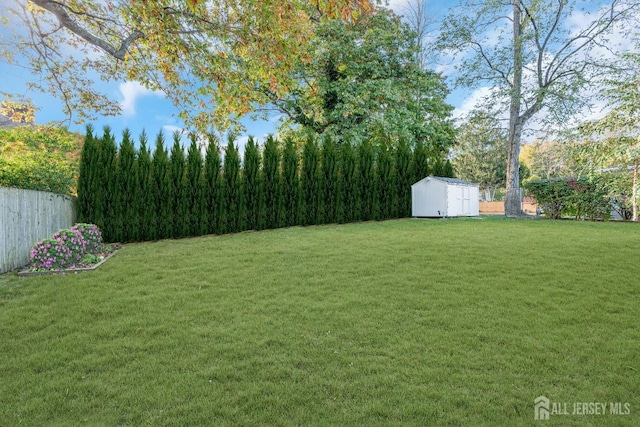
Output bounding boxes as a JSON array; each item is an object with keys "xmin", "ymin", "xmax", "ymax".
[
  {"xmin": 505, "ymin": 0, "xmax": 523, "ymax": 217},
  {"xmin": 633, "ymin": 161, "xmax": 638, "ymax": 222}
]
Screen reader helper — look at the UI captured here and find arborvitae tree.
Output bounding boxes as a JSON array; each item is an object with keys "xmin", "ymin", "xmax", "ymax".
[
  {"xmin": 117, "ymin": 129, "xmax": 137, "ymax": 242},
  {"xmin": 395, "ymin": 138, "xmax": 412, "ymax": 218},
  {"xmin": 281, "ymin": 137, "xmax": 300, "ymax": 227},
  {"xmin": 375, "ymin": 143, "xmax": 396, "ymax": 220},
  {"xmin": 262, "ymin": 135, "xmax": 282, "ymax": 229},
  {"xmin": 223, "ymin": 136, "xmax": 242, "ymax": 233},
  {"xmin": 88, "ymin": 129, "xmax": 105, "ymax": 235},
  {"xmin": 185, "ymin": 135, "xmax": 204, "ymax": 237},
  {"xmin": 135, "ymin": 131, "xmax": 152, "ymax": 241},
  {"xmin": 203, "ymin": 135, "xmax": 222, "ymax": 235},
  {"xmin": 320, "ymin": 135, "xmax": 340, "ymax": 224},
  {"xmin": 169, "ymin": 132, "xmax": 186, "ymax": 238},
  {"xmin": 357, "ymin": 138, "xmax": 375, "ymax": 221},
  {"xmin": 243, "ymin": 136, "xmax": 262, "ymax": 230},
  {"xmin": 410, "ymin": 140, "xmax": 430, "ymax": 184},
  {"xmin": 443, "ymin": 159, "xmax": 455, "ymax": 178},
  {"xmin": 340, "ymin": 139, "xmax": 357, "ymax": 223},
  {"xmin": 77, "ymin": 124, "xmax": 98, "ymax": 224},
  {"xmin": 431, "ymin": 158, "xmax": 444, "ymax": 177},
  {"xmin": 300, "ymin": 135, "xmax": 320, "ymax": 226},
  {"xmin": 150, "ymin": 131, "xmax": 171, "ymax": 240},
  {"xmin": 98, "ymin": 126, "xmax": 118, "ymax": 242}
]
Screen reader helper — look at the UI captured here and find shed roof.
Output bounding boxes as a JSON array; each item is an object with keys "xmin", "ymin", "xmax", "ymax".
[{"xmin": 412, "ymin": 176, "xmax": 478, "ymax": 187}]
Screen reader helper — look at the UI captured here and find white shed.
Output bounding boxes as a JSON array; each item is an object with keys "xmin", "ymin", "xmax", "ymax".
[{"xmin": 411, "ymin": 176, "xmax": 479, "ymax": 217}]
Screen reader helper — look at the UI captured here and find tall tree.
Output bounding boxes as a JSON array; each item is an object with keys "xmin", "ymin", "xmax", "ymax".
[
  {"xmin": 519, "ymin": 140, "xmax": 577, "ymax": 181},
  {"xmin": 357, "ymin": 138, "xmax": 375, "ymax": 221},
  {"xmin": 3, "ymin": 0, "xmax": 373, "ymax": 132},
  {"xmin": 437, "ymin": 0, "xmax": 637, "ymax": 216},
  {"xmin": 403, "ymin": 0, "xmax": 437, "ymax": 71},
  {"xmin": 203, "ymin": 135, "xmax": 222, "ymax": 235},
  {"xmin": 117, "ymin": 129, "xmax": 137, "ymax": 242},
  {"xmin": 135, "ymin": 131, "xmax": 152, "ymax": 241},
  {"xmin": 243, "ymin": 136, "xmax": 263, "ymax": 231},
  {"xmin": 340, "ymin": 140, "xmax": 358, "ymax": 223},
  {"xmin": 223, "ymin": 136, "xmax": 242, "ymax": 233},
  {"xmin": 452, "ymin": 111, "xmax": 508, "ymax": 201},
  {"xmin": 375, "ymin": 143, "xmax": 396, "ymax": 220},
  {"xmin": 77, "ymin": 124, "xmax": 98, "ymax": 223},
  {"xmin": 185, "ymin": 135, "xmax": 204, "ymax": 237},
  {"xmin": 410, "ymin": 140, "xmax": 429, "ymax": 184},
  {"xmin": 263, "ymin": 135, "xmax": 282, "ymax": 229},
  {"xmin": 98, "ymin": 127, "xmax": 117, "ymax": 242},
  {"xmin": 443, "ymin": 159, "xmax": 455, "ymax": 178},
  {"xmin": 577, "ymin": 49, "xmax": 640, "ymax": 221},
  {"xmin": 320, "ymin": 135, "xmax": 341, "ymax": 224},
  {"xmin": 301, "ymin": 135, "xmax": 321, "ymax": 225},
  {"xmin": 275, "ymin": 9, "xmax": 454, "ymax": 149},
  {"xmin": 150, "ymin": 132, "xmax": 171, "ymax": 240},
  {"xmin": 395, "ymin": 138, "xmax": 412, "ymax": 218},
  {"xmin": 169, "ymin": 133, "xmax": 186, "ymax": 238},
  {"xmin": 281, "ymin": 137, "xmax": 300, "ymax": 227}
]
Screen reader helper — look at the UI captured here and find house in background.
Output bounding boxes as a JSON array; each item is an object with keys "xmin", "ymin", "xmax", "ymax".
[
  {"xmin": 412, "ymin": 176, "xmax": 479, "ymax": 218},
  {"xmin": 0, "ymin": 100, "xmax": 35, "ymax": 128},
  {"xmin": 0, "ymin": 113, "xmax": 13, "ymax": 128}
]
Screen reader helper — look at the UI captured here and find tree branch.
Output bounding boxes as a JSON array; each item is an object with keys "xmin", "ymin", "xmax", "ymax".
[{"xmin": 31, "ymin": 0, "xmax": 143, "ymax": 61}]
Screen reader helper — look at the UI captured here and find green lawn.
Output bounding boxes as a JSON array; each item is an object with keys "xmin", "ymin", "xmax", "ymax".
[{"xmin": 1, "ymin": 217, "xmax": 638, "ymax": 426}]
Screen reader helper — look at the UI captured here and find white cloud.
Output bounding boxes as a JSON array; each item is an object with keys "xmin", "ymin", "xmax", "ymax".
[
  {"xmin": 162, "ymin": 124, "xmax": 184, "ymax": 135},
  {"xmin": 119, "ymin": 81, "xmax": 164, "ymax": 117}
]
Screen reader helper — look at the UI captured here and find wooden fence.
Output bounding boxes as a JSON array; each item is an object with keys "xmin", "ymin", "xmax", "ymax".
[{"xmin": 0, "ymin": 187, "xmax": 76, "ymax": 274}]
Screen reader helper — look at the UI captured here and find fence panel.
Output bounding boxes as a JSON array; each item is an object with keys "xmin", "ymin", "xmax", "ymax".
[{"xmin": 0, "ymin": 187, "xmax": 76, "ymax": 274}]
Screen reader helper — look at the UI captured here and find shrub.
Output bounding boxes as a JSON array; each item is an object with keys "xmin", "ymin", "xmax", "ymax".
[
  {"xmin": 30, "ymin": 223, "xmax": 103, "ymax": 269},
  {"xmin": 0, "ymin": 125, "xmax": 82, "ymax": 195},
  {"xmin": 71, "ymin": 223, "xmax": 103, "ymax": 254},
  {"xmin": 524, "ymin": 178, "xmax": 572, "ymax": 219},
  {"xmin": 524, "ymin": 178, "xmax": 611, "ymax": 220},
  {"xmin": 30, "ymin": 238, "xmax": 74, "ymax": 269}
]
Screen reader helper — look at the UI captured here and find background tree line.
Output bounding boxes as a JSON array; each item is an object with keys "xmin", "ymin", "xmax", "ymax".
[{"xmin": 77, "ymin": 126, "xmax": 455, "ymax": 243}]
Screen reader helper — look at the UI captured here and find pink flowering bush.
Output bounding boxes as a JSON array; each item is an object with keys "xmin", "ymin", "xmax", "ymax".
[
  {"xmin": 30, "ymin": 237, "xmax": 75, "ymax": 269},
  {"xmin": 71, "ymin": 223, "xmax": 103, "ymax": 254},
  {"xmin": 29, "ymin": 223, "xmax": 104, "ymax": 270}
]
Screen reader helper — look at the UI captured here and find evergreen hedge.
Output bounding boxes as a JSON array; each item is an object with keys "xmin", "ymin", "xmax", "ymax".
[{"xmin": 78, "ymin": 128, "xmax": 453, "ymax": 243}]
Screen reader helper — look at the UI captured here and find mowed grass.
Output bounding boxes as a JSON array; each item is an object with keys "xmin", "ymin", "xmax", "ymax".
[{"xmin": 0, "ymin": 217, "xmax": 639, "ymax": 426}]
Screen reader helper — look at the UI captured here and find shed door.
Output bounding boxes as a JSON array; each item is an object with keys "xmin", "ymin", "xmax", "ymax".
[{"xmin": 462, "ymin": 186, "xmax": 470, "ymax": 214}]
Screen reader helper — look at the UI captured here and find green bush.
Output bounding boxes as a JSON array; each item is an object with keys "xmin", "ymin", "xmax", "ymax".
[
  {"xmin": 0, "ymin": 125, "xmax": 82, "ymax": 195},
  {"xmin": 524, "ymin": 178, "xmax": 611, "ymax": 220},
  {"xmin": 30, "ymin": 223, "xmax": 103, "ymax": 269}
]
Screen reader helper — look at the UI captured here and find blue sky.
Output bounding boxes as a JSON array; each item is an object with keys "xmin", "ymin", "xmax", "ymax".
[{"xmin": 0, "ymin": 0, "xmax": 629, "ymax": 148}]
